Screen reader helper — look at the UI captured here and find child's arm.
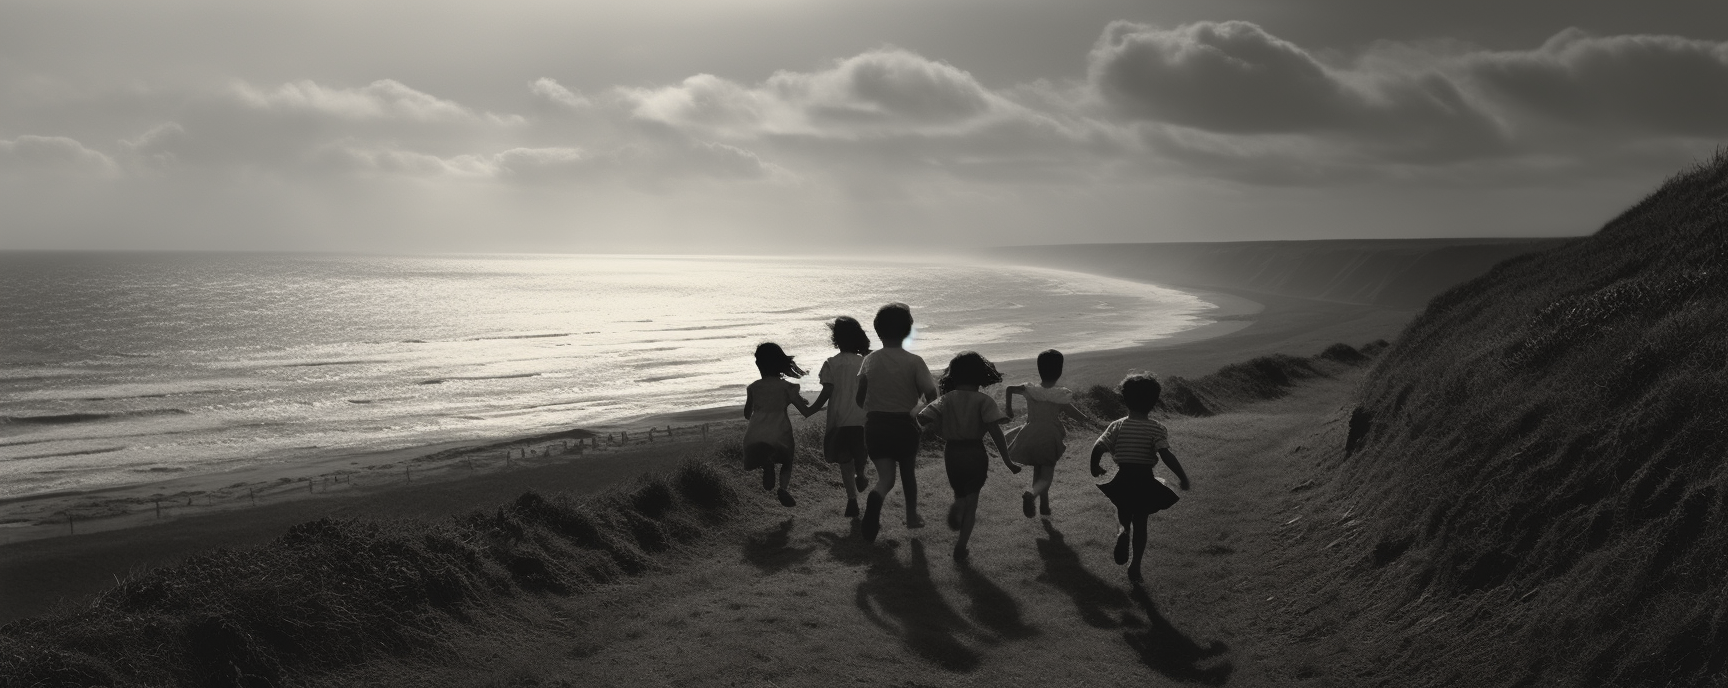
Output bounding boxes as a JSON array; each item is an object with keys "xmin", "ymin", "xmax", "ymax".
[
  {"xmin": 1089, "ymin": 444, "xmax": 1109, "ymax": 478},
  {"xmin": 854, "ymin": 375, "xmax": 869, "ymax": 408},
  {"xmin": 742, "ymin": 387, "xmax": 755, "ymax": 420},
  {"xmin": 1059, "ymin": 402, "xmax": 1096, "ymax": 425},
  {"xmin": 1003, "ymin": 385, "xmax": 1023, "ymax": 418},
  {"xmin": 809, "ymin": 383, "xmax": 833, "ymax": 414},
  {"xmin": 1158, "ymin": 448, "xmax": 1191, "ymax": 490},
  {"xmin": 988, "ymin": 421, "xmax": 1019, "ymax": 474},
  {"xmin": 788, "ymin": 383, "xmax": 817, "ymax": 418}
]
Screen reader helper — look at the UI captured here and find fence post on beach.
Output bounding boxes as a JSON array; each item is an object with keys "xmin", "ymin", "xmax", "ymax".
[
  {"xmin": 154, "ymin": 499, "xmax": 161, "ymax": 519},
  {"xmin": 405, "ymin": 465, "xmax": 411, "ymax": 483},
  {"xmin": 249, "ymin": 488, "xmax": 256, "ymax": 506},
  {"xmin": 702, "ymin": 423, "xmax": 708, "ymax": 440}
]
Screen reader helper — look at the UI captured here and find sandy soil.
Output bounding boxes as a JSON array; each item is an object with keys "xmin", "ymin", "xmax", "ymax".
[
  {"xmin": 312, "ymin": 360, "xmax": 1369, "ymax": 687},
  {"xmin": 0, "ymin": 283, "xmax": 1411, "ymax": 625}
]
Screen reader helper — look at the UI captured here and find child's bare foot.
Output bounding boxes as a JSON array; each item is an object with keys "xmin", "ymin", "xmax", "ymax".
[
  {"xmin": 953, "ymin": 544, "xmax": 970, "ymax": 562},
  {"xmin": 906, "ymin": 513, "xmax": 926, "ymax": 529},
  {"xmin": 1040, "ymin": 496, "xmax": 1052, "ymax": 517},
  {"xmin": 844, "ymin": 498, "xmax": 859, "ymax": 518},
  {"xmin": 1022, "ymin": 492, "xmax": 1036, "ymax": 518},
  {"xmin": 777, "ymin": 489, "xmax": 796, "ymax": 507}
]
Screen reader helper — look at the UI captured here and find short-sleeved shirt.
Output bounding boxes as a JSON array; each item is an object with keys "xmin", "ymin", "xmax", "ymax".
[
  {"xmin": 858, "ymin": 347, "xmax": 937, "ymax": 414},
  {"xmin": 1093, "ymin": 417, "xmax": 1170, "ymax": 466},
  {"xmin": 917, "ymin": 390, "xmax": 1007, "ymax": 441},
  {"xmin": 818, "ymin": 353, "xmax": 867, "ymax": 429}
]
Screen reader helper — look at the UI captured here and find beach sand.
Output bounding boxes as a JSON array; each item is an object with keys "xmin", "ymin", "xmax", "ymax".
[{"xmin": 0, "ymin": 278, "xmax": 1415, "ymax": 623}]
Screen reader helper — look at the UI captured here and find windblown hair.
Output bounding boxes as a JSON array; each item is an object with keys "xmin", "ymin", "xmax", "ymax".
[
  {"xmin": 872, "ymin": 302, "xmax": 913, "ymax": 342},
  {"xmin": 939, "ymin": 351, "xmax": 1004, "ymax": 393},
  {"xmin": 754, "ymin": 342, "xmax": 806, "ymax": 379},
  {"xmin": 1119, "ymin": 373, "xmax": 1162, "ymax": 414},
  {"xmin": 1036, "ymin": 349, "xmax": 1064, "ymax": 381},
  {"xmin": 828, "ymin": 316, "xmax": 872, "ymax": 355}
]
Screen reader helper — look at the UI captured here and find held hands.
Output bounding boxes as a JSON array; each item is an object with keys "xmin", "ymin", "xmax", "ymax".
[
  {"xmin": 1179, "ymin": 478, "xmax": 1191, "ymax": 491},
  {"xmin": 1004, "ymin": 460, "xmax": 1023, "ymax": 475},
  {"xmin": 1090, "ymin": 462, "xmax": 1106, "ymax": 478}
]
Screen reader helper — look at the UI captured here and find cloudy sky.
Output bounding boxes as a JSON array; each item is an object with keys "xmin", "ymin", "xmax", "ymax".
[{"xmin": 3, "ymin": 0, "xmax": 1725, "ymax": 253}]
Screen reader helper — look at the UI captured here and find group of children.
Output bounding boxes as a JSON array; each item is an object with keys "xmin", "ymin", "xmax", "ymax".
[{"xmin": 742, "ymin": 302, "xmax": 1190, "ymax": 579}]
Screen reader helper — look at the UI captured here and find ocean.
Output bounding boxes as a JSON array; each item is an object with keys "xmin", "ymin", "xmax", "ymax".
[{"xmin": 0, "ymin": 252, "xmax": 1220, "ymax": 499}]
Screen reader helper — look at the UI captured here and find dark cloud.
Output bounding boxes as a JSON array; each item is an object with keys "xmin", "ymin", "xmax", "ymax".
[
  {"xmin": 1464, "ymin": 28, "xmax": 1728, "ymax": 137},
  {"xmin": 1087, "ymin": 20, "xmax": 1508, "ymax": 160}
]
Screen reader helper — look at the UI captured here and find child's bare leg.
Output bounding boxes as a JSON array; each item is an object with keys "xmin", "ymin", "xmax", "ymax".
[
  {"xmin": 1113, "ymin": 507, "xmax": 1133, "ymax": 565},
  {"xmin": 899, "ymin": 458, "xmax": 922, "ymax": 526},
  {"xmin": 838, "ymin": 463, "xmax": 858, "ymax": 501},
  {"xmin": 871, "ymin": 458, "xmax": 898, "ymax": 496},
  {"xmin": 1127, "ymin": 513, "xmax": 1150, "ymax": 579},
  {"xmin": 1030, "ymin": 465, "xmax": 1054, "ymax": 496},
  {"xmin": 778, "ymin": 462, "xmax": 793, "ymax": 491},
  {"xmin": 955, "ymin": 492, "xmax": 980, "ymax": 555}
]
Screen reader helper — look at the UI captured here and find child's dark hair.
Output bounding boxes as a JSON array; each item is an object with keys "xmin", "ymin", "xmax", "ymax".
[
  {"xmin": 829, "ymin": 316, "xmax": 872, "ymax": 354},
  {"xmin": 1120, "ymin": 373, "xmax": 1162, "ymax": 414},
  {"xmin": 1036, "ymin": 349, "xmax": 1064, "ymax": 381},
  {"xmin": 873, "ymin": 302, "xmax": 913, "ymax": 343},
  {"xmin": 754, "ymin": 342, "xmax": 807, "ymax": 378},
  {"xmin": 940, "ymin": 351, "xmax": 1004, "ymax": 393}
]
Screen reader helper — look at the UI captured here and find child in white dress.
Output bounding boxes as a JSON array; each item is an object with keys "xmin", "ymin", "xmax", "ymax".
[
  {"xmin": 1004, "ymin": 349, "xmax": 1093, "ymax": 518},
  {"xmin": 743, "ymin": 342, "xmax": 816, "ymax": 507}
]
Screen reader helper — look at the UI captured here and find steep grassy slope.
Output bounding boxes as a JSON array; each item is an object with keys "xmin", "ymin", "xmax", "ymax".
[{"xmin": 1333, "ymin": 153, "xmax": 1728, "ymax": 686}]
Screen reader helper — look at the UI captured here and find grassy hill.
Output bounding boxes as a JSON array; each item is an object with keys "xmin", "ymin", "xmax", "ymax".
[{"xmin": 1319, "ymin": 152, "xmax": 1728, "ymax": 686}]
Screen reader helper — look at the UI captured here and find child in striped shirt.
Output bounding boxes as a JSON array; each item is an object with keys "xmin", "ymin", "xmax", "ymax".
[{"xmin": 1090, "ymin": 373, "xmax": 1190, "ymax": 582}]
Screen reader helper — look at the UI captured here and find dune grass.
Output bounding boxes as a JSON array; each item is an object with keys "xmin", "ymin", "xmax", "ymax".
[
  {"xmin": 1301, "ymin": 151, "xmax": 1728, "ymax": 686},
  {"xmin": 0, "ymin": 459, "xmax": 741, "ymax": 688}
]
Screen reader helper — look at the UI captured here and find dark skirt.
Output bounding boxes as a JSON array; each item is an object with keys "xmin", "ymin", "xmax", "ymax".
[
  {"xmin": 1096, "ymin": 464, "xmax": 1179, "ymax": 516},
  {"xmin": 944, "ymin": 439, "xmax": 988, "ymax": 497},
  {"xmin": 865, "ymin": 411, "xmax": 921, "ymax": 462}
]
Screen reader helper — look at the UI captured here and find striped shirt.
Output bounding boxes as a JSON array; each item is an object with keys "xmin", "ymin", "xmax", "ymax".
[{"xmin": 1093, "ymin": 417, "xmax": 1170, "ymax": 466}]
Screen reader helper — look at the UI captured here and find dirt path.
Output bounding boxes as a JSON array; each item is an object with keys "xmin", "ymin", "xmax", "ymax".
[{"xmin": 316, "ymin": 371, "xmax": 1361, "ymax": 688}]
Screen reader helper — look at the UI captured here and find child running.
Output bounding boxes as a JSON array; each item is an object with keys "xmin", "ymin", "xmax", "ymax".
[
  {"xmin": 807, "ymin": 316, "xmax": 873, "ymax": 517},
  {"xmin": 919, "ymin": 351, "xmax": 1018, "ymax": 561},
  {"xmin": 1090, "ymin": 373, "xmax": 1191, "ymax": 582},
  {"xmin": 743, "ymin": 342, "xmax": 816, "ymax": 507},
  {"xmin": 856, "ymin": 302, "xmax": 939, "ymax": 542},
  {"xmin": 1004, "ymin": 349, "xmax": 1093, "ymax": 518}
]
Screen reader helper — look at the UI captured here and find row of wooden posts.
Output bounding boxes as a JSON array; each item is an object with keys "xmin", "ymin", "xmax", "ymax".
[{"xmin": 64, "ymin": 422, "xmax": 725, "ymax": 535}]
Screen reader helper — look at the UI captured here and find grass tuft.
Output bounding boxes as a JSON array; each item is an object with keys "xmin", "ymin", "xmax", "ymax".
[{"xmin": 0, "ymin": 455, "xmax": 746, "ymax": 687}]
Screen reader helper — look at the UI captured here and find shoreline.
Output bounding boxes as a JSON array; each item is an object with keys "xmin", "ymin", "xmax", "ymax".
[{"xmin": 0, "ymin": 270, "xmax": 1415, "ymax": 623}]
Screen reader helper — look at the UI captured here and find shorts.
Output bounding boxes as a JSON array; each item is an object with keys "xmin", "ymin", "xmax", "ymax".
[
  {"xmin": 865, "ymin": 411, "xmax": 921, "ymax": 462},
  {"xmin": 943, "ymin": 439, "xmax": 988, "ymax": 498},
  {"xmin": 824, "ymin": 426, "xmax": 868, "ymax": 466},
  {"xmin": 742, "ymin": 442, "xmax": 792, "ymax": 469},
  {"xmin": 1096, "ymin": 464, "xmax": 1179, "ymax": 516}
]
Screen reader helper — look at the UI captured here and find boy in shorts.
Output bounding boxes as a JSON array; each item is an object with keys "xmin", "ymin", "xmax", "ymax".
[{"xmin": 856, "ymin": 302, "xmax": 939, "ymax": 542}]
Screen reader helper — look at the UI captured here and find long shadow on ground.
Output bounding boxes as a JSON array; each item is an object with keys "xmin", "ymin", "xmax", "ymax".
[
  {"xmin": 741, "ymin": 518, "xmax": 815, "ymax": 572},
  {"xmin": 849, "ymin": 540, "xmax": 982, "ymax": 672},
  {"xmin": 955, "ymin": 561, "xmax": 1038, "ymax": 643},
  {"xmin": 1034, "ymin": 520, "xmax": 1134, "ymax": 628},
  {"xmin": 1125, "ymin": 584, "xmax": 1234, "ymax": 685}
]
